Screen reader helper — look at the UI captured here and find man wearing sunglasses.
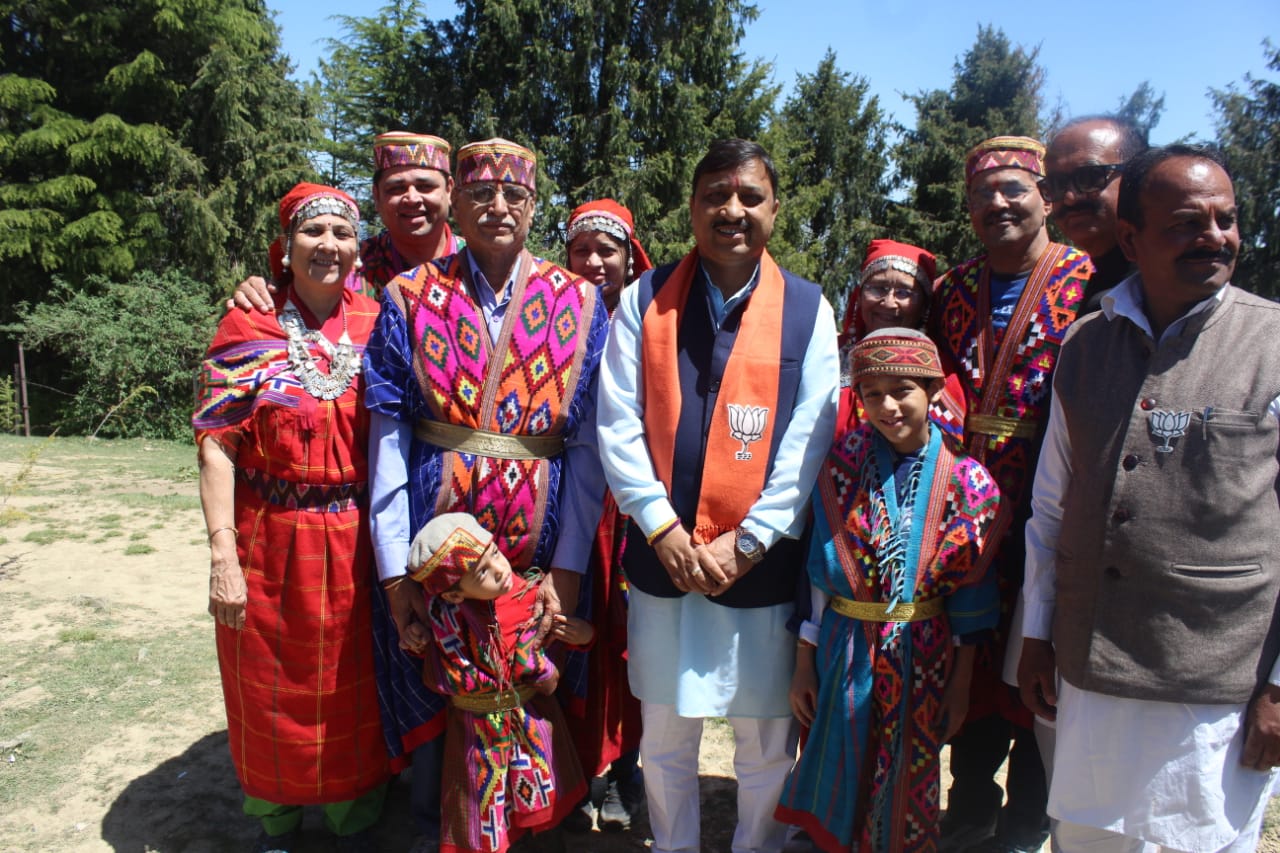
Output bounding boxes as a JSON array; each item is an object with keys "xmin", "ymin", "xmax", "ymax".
[
  {"xmin": 1019, "ymin": 144, "xmax": 1280, "ymax": 853},
  {"xmin": 1042, "ymin": 116, "xmax": 1149, "ymax": 311},
  {"xmin": 930, "ymin": 136, "xmax": 1093, "ymax": 853},
  {"xmin": 364, "ymin": 137, "xmax": 610, "ymax": 853}
]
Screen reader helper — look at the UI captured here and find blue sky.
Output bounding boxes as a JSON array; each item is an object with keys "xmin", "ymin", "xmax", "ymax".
[{"xmin": 267, "ymin": 0, "xmax": 1277, "ymax": 144}]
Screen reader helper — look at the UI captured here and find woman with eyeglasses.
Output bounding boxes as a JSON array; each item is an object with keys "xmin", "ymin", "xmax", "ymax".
[{"xmin": 835, "ymin": 239, "xmax": 966, "ymax": 437}]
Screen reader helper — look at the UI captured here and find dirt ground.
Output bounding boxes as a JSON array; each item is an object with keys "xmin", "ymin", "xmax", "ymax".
[{"xmin": 0, "ymin": 436, "xmax": 1275, "ymax": 853}]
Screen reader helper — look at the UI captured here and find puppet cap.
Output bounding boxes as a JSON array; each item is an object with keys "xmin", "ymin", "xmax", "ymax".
[
  {"xmin": 852, "ymin": 327, "xmax": 945, "ymax": 383},
  {"xmin": 965, "ymin": 135, "xmax": 1046, "ymax": 186},
  {"xmin": 408, "ymin": 513, "xmax": 495, "ymax": 597},
  {"xmin": 373, "ymin": 131, "xmax": 452, "ymax": 174},
  {"xmin": 456, "ymin": 138, "xmax": 537, "ymax": 190}
]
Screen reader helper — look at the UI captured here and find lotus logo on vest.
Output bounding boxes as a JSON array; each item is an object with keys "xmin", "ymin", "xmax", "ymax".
[
  {"xmin": 1149, "ymin": 409, "xmax": 1192, "ymax": 453},
  {"xmin": 727, "ymin": 404, "xmax": 769, "ymax": 461}
]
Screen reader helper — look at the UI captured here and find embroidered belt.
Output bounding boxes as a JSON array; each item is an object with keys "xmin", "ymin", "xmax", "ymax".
[
  {"xmin": 238, "ymin": 468, "xmax": 366, "ymax": 512},
  {"xmin": 830, "ymin": 595, "xmax": 944, "ymax": 623},
  {"xmin": 414, "ymin": 419, "xmax": 564, "ymax": 460},
  {"xmin": 450, "ymin": 685, "xmax": 536, "ymax": 713},
  {"xmin": 966, "ymin": 413, "xmax": 1037, "ymax": 439}
]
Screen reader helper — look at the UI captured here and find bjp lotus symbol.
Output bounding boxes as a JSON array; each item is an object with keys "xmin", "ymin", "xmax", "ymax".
[
  {"xmin": 1149, "ymin": 409, "xmax": 1191, "ymax": 453},
  {"xmin": 728, "ymin": 404, "xmax": 769, "ymax": 460}
]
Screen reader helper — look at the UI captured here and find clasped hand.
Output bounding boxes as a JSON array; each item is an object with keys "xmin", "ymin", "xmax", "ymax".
[{"xmin": 654, "ymin": 527, "xmax": 754, "ymax": 596}]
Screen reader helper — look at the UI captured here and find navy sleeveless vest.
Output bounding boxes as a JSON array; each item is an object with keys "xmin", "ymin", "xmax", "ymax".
[{"xmin": 624, "ymin": 259, "xmax": 822, "ymax": 608}]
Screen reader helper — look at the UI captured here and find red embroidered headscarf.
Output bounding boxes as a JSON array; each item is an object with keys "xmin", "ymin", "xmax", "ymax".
[
  {"xmin": 840, "ymin": 238, "xmax": 938, "ymax": 341},
  {"xmin": 268, "ymin": 182, "xmax": 361, "ymax": 282},
  {"xmin": 566, "ymin": 199, "xmax": 654, "ymax": 278}
]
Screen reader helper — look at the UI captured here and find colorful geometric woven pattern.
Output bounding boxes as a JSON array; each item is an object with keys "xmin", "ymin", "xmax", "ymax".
[
  {"xmin": 851, "ymin": 334, "xmax": 946, "ymax": 381},
  {"xmin": 238, "ymin": 466, "xmax": 365, "ymax": 512},
  {"xmin": 456, "ymin": 138, "xmax": 536, "ymax": 190},
  {"xmin": 964, "ymin": 135, "xmax": 1046, "ymax": 184},
  {"xmin": 928, "ymin": 242, "xmax": 1089, "ymax": 724},
  {"xmin": 776, "ymin": 423, "xmax": 1001, "ymax": 853},
  {"xmin": 422, "ymin": 577, "xmax": 585, "ymax": 852},
  {"xmin": 351, "ymin": 228, "xmax": 464, "ymax": 300},
  {"xmin": 373, "ymin": 131, "xmax": 452, "ymax": 173},
  {"xmin": 932, "ymin": 244, "xmax": 1089, "ymax": 511},
  {"xmin": 399, "ymin": 254, "xmax": 595, "ymax": 569}
]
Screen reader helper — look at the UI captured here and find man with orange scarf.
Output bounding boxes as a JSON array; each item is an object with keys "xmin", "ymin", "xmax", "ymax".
[{"xmin": 597, "ymin": 138, "xmax": 839, "ymax": 853}]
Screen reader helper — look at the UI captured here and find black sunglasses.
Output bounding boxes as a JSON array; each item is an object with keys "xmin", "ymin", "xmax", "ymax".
[{"xmin": 1038, "ymin": 163, "xmax": 1124, "ymax": 201}]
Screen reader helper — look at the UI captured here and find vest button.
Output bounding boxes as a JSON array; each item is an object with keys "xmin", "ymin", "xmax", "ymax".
[
  {"xmin": 1122, "ymin": 454, "xmax": 1140, "ymax": 471},
  {"xmin": 1112, "ymin": 507, "xmax": 1131, "ymax": 523},
  {"xmin": 710, "ymin": 379, "xmax": 721, "ymax": 392},
  {"xmin": 1105, "ymin": 566, "xmax": 1122, "ymax": 579},
  {"xmin": 1140, "ymin": 397, "xmax": 1157, "ymax": 411}
]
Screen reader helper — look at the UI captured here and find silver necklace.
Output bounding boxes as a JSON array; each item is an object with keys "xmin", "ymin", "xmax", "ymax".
[{"xmin": 279, "ymin": 298, "xmax": 361, "ymax": 400}]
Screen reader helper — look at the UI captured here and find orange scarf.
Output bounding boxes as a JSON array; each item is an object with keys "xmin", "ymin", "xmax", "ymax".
[{"xmin": 642, "ymin": 250, "xmax": 785, "ymax": 544}]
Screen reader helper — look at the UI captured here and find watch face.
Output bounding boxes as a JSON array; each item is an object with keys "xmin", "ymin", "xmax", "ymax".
[{"xmin": 738, "ymin": 530, "xmax": 760, "ymax": 554}]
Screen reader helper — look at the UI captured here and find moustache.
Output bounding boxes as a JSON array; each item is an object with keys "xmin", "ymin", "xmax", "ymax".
[
  {"xmin": 714, "ymin": 218, "xmax": 748, "ymax": 230},
  {"xmin": 1177, "ymin": 247, "xmax": 1236, "ymax": 264},
  {"xmin": 480, "ymin": 215, "xmax": 516, "ymax": 229}
]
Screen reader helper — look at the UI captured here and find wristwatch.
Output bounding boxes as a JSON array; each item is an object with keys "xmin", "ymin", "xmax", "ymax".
[{"xmin": 735, "ymin": 526, "xmax": 766, "ymax": 564}]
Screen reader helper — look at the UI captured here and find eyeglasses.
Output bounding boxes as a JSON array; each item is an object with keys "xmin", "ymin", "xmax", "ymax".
[
  {"xmin": 967, "ymin": 180, "xmax": 1037, "ymax": 207},
  {"xmin": 461, "ymin": 183, "xmax": 533, "ymax": 207},
  {"xmin": 1038, "ymin": 164, "xmax": 1124, "ymax": 201},
  {"xmin": 863, "ymin": 283, "xmax": 919, "ymax": 303}
]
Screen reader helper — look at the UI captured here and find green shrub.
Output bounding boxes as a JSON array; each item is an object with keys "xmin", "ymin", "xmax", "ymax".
[{"xmin": 6, "ymin": 271, "xmax": 219, "ymax": 440}]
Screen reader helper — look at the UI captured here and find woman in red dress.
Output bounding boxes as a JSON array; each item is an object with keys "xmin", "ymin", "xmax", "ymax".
[
  {"xmin": 194, "ymin": 183, "xmax": 389, "ymax": 853},
  {"xmin": 559, "ymin": 199, "xmax": 653, "ymax": 833}
]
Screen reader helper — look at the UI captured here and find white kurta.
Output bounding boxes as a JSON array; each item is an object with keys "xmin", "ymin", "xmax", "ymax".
[
  {"xmin": 597, "ymin": 261, "xmax": 838, "ymax": 718},
  {"xmin": 1020, "ymin": 276, "xmax": 1280, "ymax": 850}
]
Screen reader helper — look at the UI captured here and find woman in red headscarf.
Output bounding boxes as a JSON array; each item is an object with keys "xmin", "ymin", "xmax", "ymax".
[
  {"xmin": 194, "ymin": 183, "xmax": 389, "ymax": 851},
  {"xmin": 836, "ymin": 240, "xmax": 966, "ymax": 439},
  {"xmin": 557, "ymin": 199, "xmax": 653, "ymax": 834}
]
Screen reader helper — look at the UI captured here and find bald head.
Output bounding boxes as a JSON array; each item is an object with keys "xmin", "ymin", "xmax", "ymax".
[{"xmin": 1044, "ymin": 118, "xmax": 1144, "ymax": 258}]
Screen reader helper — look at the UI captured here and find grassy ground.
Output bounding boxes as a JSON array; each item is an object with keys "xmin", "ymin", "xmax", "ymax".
[{"xmin": 1, "ymin": 434, "xmax": 1276, "ymax": 852}]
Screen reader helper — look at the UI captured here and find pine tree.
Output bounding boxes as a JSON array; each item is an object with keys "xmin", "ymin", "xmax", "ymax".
[
  {"xmin": 891, "ymin": 25, "xmax": 1045, "ymax": 268},
  {"xmin": 318, "ymin": 0, "xmax": 776, "ymax": 263},
  {"xmin": 1212, "ymin": 40, "xmax": 1280, "ymax": 298},
  {"xmin": 0, "ymin": 0, "xmax": 317, "ymax": 320},
  {"xmin": 764, "ymin": 49, "xmax": 892, "ymax": 304}
]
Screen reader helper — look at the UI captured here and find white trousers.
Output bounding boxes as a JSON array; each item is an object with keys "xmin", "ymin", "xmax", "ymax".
[
  {"xmin": 1053, "ymin": 796, "xmax": 1267, "ymax": 853},
  {"xmin": 640, "ymin": 701, "xmax": 797, "ymax": 853}
]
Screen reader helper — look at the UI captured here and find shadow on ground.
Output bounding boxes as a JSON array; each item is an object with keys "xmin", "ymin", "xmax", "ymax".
[{"xmin": 99, "ymin": 731, "xmax": 740, "ymax": 852}]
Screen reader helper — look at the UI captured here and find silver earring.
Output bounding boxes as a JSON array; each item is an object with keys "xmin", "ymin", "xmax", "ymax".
[
  {"xmin": 354, "ymin": 256, "xmax": 363, "ymax": 270},
  {"xmin": 282, "ymin": 254, "xmax": 291, "ymax": 269}
]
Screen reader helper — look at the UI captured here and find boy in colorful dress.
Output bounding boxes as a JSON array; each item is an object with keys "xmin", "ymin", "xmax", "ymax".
[
  {"xmin": 401, "ymin": 512, "xmax": 590, "ymax": 853},
  {"xmin": 776, "ymin": 328, "xmax": 1002, "ymax": 853}
]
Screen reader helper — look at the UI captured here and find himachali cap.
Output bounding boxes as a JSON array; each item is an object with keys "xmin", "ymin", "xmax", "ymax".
[
  {"xmin": 373, "ymin": 131, "xmax": 452, "ymax": 174},
  {"xmin": 456, "ymin": 138, "xmax": 537, "ymax": 190},
  {"xmin": 965, "ymin": 135, "xmax": 1047, "ymax": 186},
  {"xmin": 408, "ymin": 512, "xmax": 495, "ymax": 597},
  {"xmin": 852, "ymin": 327, "xmax": 945, "ymax": 384},
  {"xmin": 566, "ymin": 198, "xmax": 654, "ymax": 276}
]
